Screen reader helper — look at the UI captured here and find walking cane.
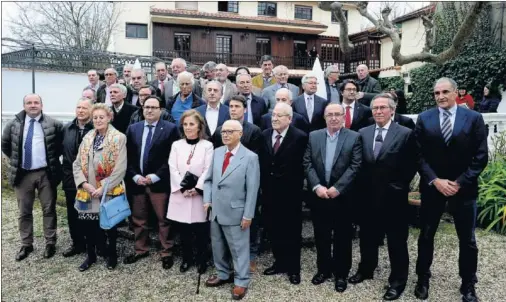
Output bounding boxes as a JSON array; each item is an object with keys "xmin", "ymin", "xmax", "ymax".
[{"xmin": 196, "ymin": 206, "xmax": 211, "ymax": 294}]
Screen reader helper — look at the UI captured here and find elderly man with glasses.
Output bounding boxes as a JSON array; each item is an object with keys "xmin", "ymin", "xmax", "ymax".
[{"xmin": 97, "ymin": 68, "xmax": 133, "ymax": 105}]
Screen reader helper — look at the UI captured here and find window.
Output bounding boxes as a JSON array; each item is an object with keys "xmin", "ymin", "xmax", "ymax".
[
  {"xmin": 218, "ymin": 1, "xmax": 239, "ymax": 13},
  {"xmin": 174, "ymin": 33, "xmax": 191, "ymax": 61},
  {"xmin": 126, "ymin": 23, "xmax": 148, "ymax": 39},
  {"xmin": 175, "ymin": 2, "xmax": 198, "ymax": 10},
  {"xmin": 216, "ymin": 35, "xmax": 232, "ymax": 64},
  {"xmin": 295, "ymin": 5, "xmax": 312, "ymax": 20},
  {"xmin": 331, "ymin": 10, "xmax": 348, "ymax": 23},
  {"xmin": 256, "ymin": 38, "xmax": 271, "ymax": 56},
  {"xmin": 258, "ymin": 2, "xmax": 277, "ymax": 17}
]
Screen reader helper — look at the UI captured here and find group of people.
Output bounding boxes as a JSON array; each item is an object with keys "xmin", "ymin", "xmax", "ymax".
[{"xmin": 1, "ymin": 54, "xmax": 489, "ymax": 302}]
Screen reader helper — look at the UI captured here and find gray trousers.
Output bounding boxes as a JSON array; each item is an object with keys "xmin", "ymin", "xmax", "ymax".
[
  {"xmin": 211, "ymin": 220, "xmax": 250, "ymax": 288},
  {"xmin": 14, "ymin": 169, "xmax": 57, "ymax": 246}
]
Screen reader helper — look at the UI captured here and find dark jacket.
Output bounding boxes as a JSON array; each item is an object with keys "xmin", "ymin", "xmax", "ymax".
[
  {"xmin": 195, "ymin": 104, "xmax": 230, "ymax": 141},
  {"xmin": 356, "ymin": 75, "xmax": 381, "ymax": 107},
  {"xmin": 213, "ymin": 121, "xmax": 263, "ymax": 155},
  {"xmin": 96, "ymin": 83, "xmax": 134, "ymax": 104},
  {"xmin": 225, "ymin": 94, "xmax": 268, "ymax": 127},
  {"xmin": 347, "ymin": 101, "xmax": 373, "ymax": 132},
  {"xmin": 325, "ymin": 79, "xmax": 342, "ymax": 103},
  {"xmin": 131, "ymin": 85, "xmax": 164, "ymax": 108},
  {"xmin": 367, "ymin": 113, "xmax": 415, "ymax": 130},
  {"xmin": 62, "ymin": 118, "xmax": 94, "ymax": 191},
  {"xmin": 478, "ymin": 97, "xmax": 501, "ymax": 113},
  {"xmin": 260, "ymin": 111, "xmax": 310, "ymax": 134},
  {"xmin": 292, "ymin": 94, "xmax": 329, "ymax": 132},
  {"xmin": 129, "ymin": 108, "xmax": 175, "ymax": 125},
  {"xmin": 111, "ymin": 102, "xmax": 138, "ymax": 134},
  {"xmin": 166, "ymin": 92, "xmax": 205, "ymax": 115},
  {"xmin": 1, "ymin": 111, "xmax": 63, "ymax": 187}
]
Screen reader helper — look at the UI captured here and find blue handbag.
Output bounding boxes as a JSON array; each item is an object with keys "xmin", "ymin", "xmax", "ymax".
[{"xmin": 99, "ymin": 179, "xmax": 131, "ymax": 230}]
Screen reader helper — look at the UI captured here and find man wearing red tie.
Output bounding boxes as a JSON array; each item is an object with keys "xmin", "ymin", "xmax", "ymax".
[{"xmin": 340, "ymin": 79, "xmax": 372, "ymax": 132}]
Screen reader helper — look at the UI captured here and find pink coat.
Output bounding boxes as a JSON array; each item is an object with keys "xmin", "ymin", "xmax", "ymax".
[{"xmin": 166, "ymin": 139, "xmax": 214, "ymax": 223}]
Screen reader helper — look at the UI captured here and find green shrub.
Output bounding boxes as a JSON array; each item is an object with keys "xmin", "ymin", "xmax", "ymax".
[{"xmin": 378, "ymin": 76, "xmax": 404, "ymax": 92}]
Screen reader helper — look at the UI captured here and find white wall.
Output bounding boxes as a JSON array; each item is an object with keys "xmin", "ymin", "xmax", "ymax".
[
  {"xmin": 1, "ymin": 69, "xmax": 87, "ymax": 114},
  {"xmin": 381, "ymin": 37, "xmax": 395, "ymax": 69},
  {"xmin": 198, "ymin": 1, "xmax": 217, "ymax": 13},
  {"xmin": 239, "ymin": 2, "xmax": 258, "ymax": 17},
  {"xmin": 399, "ymin": 18, "xmax": 426, "ymax": 70},
  {"xmin": 111, "ymin": 2, "xmax": 153, "ymax": 56}
]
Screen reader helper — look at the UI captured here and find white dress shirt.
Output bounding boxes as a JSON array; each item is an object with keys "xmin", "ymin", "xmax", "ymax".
[
  {"xmin": 206, "ymin": 104, "xmax": 220, "ymax": 135},
  {"xmin": 131, "ymin": 94, "xmax": 139, "ymax": 107},
  {"xmin": 343, "ymin": 101, "xmax": 356, "ymax": 121},
  {"xmin": 438, "ymin": 104, "xmax": 457, "ymax": 132},
  {"xmin": 105, "ymin": 86, "xmax": 112, "ymax": 106},
  {"xmin": 220, "ymin": 83, "xmax": 227, "ymax": 104},
  {"xmin": 173, "ymin": 81, "xmax": 180, "ymax": 95},
  {"xmin": 22, "ymin": 114, "xmax": 47, "ymax": 170},
  {"xmin": 373, "ymin": 120, "xmax": 391, "ymax": 151},
  {"xmin": 271, "ymin": 126, "xmax": 289, "ymax": 147},
  {"xmin": 113, "ymin": 101, "xmax": 124, "ymax": 113},
  {"xmin": 133, "ymin": 121, "xmax": 161, "ymax": 184}
]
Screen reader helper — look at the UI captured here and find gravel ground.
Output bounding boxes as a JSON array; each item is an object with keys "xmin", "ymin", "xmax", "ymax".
[{"xmin": 2, "ymin": 191, "xmax": 506, "ymax": 302}]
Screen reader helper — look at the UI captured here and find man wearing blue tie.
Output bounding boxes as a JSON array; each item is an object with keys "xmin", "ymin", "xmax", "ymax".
[
  {"xmin": 2, "ymin": 94, "xmax": 64, "ymax": 261},
  {"xmin": 413, "ymin": 78, "xmax": 488, "ymax": 302}
]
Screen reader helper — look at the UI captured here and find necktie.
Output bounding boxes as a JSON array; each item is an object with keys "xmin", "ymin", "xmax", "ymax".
[
  {"xmin": 273, "ymin": 134, "xmax": 282, "ymax": 153},
  {"xmin": 345, "ymin": 106, "xmax": 352, "ymax": 129},
  {"xmin": 222, "ymin": 151, "xmax": 233, "ymax": 174},
  {"xmin": 142, "ymin": 125, "xmax": 154, "ymax": 174},
  {"xmin": 281, "ymin": 84, "xmax": 287, "ymax": 89},
  {"xmin": 23, "ymin": 119, "xmax": 35, "ymax": 170},
  {"xmin": 159, "ymin": 80, "xmax": 164, "ymax": 93},
  {"xmin": 244, "ymin": 97, "xmax": 252, "ymax": 123},
  {"xmin": 306, "ymin": 97, "xmax": 313, "ymax": 123},
  {"xmin": 373, "ymin": 127, "xmax": 384, "ymax": 159},
  {"xmin": 441, "ymin": 110, "xmax": 453, "ymax": 145}
]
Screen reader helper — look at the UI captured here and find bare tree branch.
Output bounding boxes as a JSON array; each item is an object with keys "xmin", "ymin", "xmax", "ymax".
[{"xmin": 318, "ymin": 2, "xmax": 353, "ymax": 54}]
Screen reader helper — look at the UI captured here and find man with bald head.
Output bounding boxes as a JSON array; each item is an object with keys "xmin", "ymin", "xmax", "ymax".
[
  {"xmin": 204, "ymin": 119, "xmax": 260, "ymax": 301},
  {"xmin": 260, "ymin": 102, "xmax": 308, "ymax": 285},
  {"xmin": 97, "ymin": 68, "xmax": 133, "ymax": 105},
  {"xmin": 261, "ymin": 65, "xmax": 300, "ymax": 110},
  {"xmin": 164, "ymin": 58, "xmax": 202, "ymax": 100},
  {"xmin": 215, "ymin": 63, "xmax": 237, "ymax": 103},
  {"xmin": 303, "ymin": 102, "xmax": 362, "ymax": 293},
  {"xmin": 2, "ymin": 94, "xmax": 64, "ymax": 261},
  {"xmin": 131, "ymin": 69, "xmax": 163, "ymax": 107},
  {"xmin": 260, "ymin": 88, "xmax": 309, "ymax": 133},
  {"xmin": 195, "ymin": 81, "xmax": 230, "ymax": 139},
  {"xmin": 356, "ymin": 64, "xmax": 381, "ymax": 107}
]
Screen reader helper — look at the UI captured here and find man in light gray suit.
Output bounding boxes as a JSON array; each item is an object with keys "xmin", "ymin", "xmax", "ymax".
[
  {"xmin": 204, "ymin": 120, "xmax": 260, "ymax": 301},
  {"xmin": 163, "ymin": 58, "xmax": 202, "ymax": 100},
  {"xmin": 262, "ymin": 65, "xmax": 300, "ymax": 111}
]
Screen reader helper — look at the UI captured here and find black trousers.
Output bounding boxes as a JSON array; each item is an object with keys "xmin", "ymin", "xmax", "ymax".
[
  {"xmin": 416, "ymin": 193, "xmax": 478, "ymax": 285},
  {"xmin": 310, "ymin": 197, "xmax": 353, "ymax": 279},
  {"xmin": 177, "ymin": 221, "xmax": 209, "ymax": 264},
  {"xmin": 81, "ymin": 220, "xmax": 116, "ymax": 260},
  {"xmin": 358, "ymin": 201, "xmax": 409, "ymax": 287},
  {"xmin": 64, "ymin": 190, "xmax": 85, "ymax": 248},
  {"xmin": 264, "ymin": 195, "xmax": 302, "ymax": 274}
]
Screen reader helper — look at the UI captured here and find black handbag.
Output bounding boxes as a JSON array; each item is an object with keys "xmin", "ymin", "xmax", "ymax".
[{"xmin": 180, "ymin": 171, "xmax": 199, "ymax": 190}]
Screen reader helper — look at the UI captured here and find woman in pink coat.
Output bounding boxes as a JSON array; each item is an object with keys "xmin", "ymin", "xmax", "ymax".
[{"xmin": 167, "ymin": 109, "xmax": 214, "ymax": 274}]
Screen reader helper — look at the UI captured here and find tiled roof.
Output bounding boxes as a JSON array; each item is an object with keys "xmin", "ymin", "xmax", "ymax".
[
  {"xmin": 150, "ymin": 8, "xmax": 328, "ymax": 29},
  {"xmin": 392, "ymin": 5, "xmax": 435, "ymax": 23}
]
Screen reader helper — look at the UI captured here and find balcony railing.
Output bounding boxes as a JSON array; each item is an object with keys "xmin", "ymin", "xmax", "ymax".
[{"xmin": 153, "ymin": 50, "xmax": 331, "ymax": 70}]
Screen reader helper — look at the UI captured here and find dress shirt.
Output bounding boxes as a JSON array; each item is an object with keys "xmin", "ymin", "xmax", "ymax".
[
  {"xmin": 373, "ymin": 120, "xmax": 391, "ymax": 151},
  {"xmin": 263, "ymin": 74, "xmax": 274, "ymax": 88},
  {"xmin": 133, "ymin": 120, "xmax": 161, "ymax": 184},
  {"xmin": 113, "ymin": 101, "xmax": 124, "ymax": 113},
  {"xmin": 343, "ymin": 101, "xmax": 356, "ymax": 121},
  {"xmin": 206, "ymin": 103, "xmax": 221, "ymax": 135},
  {"xmin": 245, "ymin": 94, "xmax": 253, "ymax": 124},
  {"xmin": 131, "ymin": 94, "xmax": 139, "ymax": 106},
  {"xmin": 173, "ymin": 81, "xmax": 180, "ymax": 95},
  {"xmin": 22, "ymin": 114, "xmax": 47, "ymax": 170},
  {"xmin": 304, "ymin": 93, "xmax": 314, "ymax": 121},
  {"xmin": 271, "ymin": 126, "xmax": 289, "ymax": 147},
  {"xmin": 330, "ymin": 85, "xmax": 340, "ymax": 103},
  {"xmin": 105, "ymin": 86, "xmax": 112, "ymax": 106},
  {"xmin": 438, "ymin": 104, "xmax": 457, "ymax": 132}
]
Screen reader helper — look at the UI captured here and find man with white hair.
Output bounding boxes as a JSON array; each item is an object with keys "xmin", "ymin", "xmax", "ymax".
[
  {"xmin": 164, "ymin": 58, "xmax": 202, "ymax": 100},
  {"xmin": 260, "ymin": 88, "xmax": 309, "ymax": 133},
  {"xmin": 123, "ymin": 63, "xmax": 133, "ymax": 84},
  {"xmin": 261, "ymin": 65, "xmax": 300, "ymax": 111},
  {"xmin": 324, "ymin": 65, "xmax": 341, "ymax": 103},
  {"xmin": 131, "ymin": 69, "xmax": 163, "ymax": 107},
  {"xmin": 97, "ymin": 68, "xmax": 133, "ymax": 105},
  {"xmin": 259, "ymin": 102, "xmax": 308, "ymax": 285},
  {"xmin": 356, "ymin": 64, "xmax": 381, "ymax": 107},
  {"xmin": 109, "ymin": 83, "xmax": 138, "ymax": 134},
  {"xmin": 215, "ymin": 63, "xmax": 237, "ymax": 103},
  {"xmin": 292, "ymin": 73, "xmax": 329, "ymax": 132},
  {"xmin": 165, "ymin": 71, "xmax": 205, "ymax": 125}
]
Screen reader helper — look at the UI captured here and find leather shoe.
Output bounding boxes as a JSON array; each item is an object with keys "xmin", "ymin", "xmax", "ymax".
[
  {"xmin": 461, "ymin": 284, "xmax": 479, "ymax": 302},
  {"xmin": 205, "ymin": 275, "xmax": 234, "ymax": 287},
  {"xmin": 414, "ymin": 282, "xmax": 429, "ymax": 300},
  {"xmin": 263, "ymin": 265, "xmax": 286, "ymax": 276},
  {"xmin": 78, "ymin": 257, "xmax": 96, "ymax": 272},
  {"xmin": 180, "ymin": 261, "xmax": 193, "ymax": 273},
  {"xmin": 232, "ymin": 286, "xmax": 247, "ymax": 300},
  {"xmin": 335, "ymin": 278, "xmax": 348, "ymax": 292},
  {"xmin": 383, "ymin": 286, "xmax": 404, "ymax": 301},
  {"xmin": 15, "ymin": 245, "xmax": 34, "ymax": 261},
  {"xmin": 62, "ymin": 245, "xmax": 85, "ymax": 257},
  {"xmin": 289, "ymin": 274, "xmax": 301, "ymax": 285},
  {"xmin": 162, "ymin": 256, "xmax": 174, "ymax": 270},
  {"xmin": 123, "ymin": 252, "xmax": 149, "ymax": 264},
  {"xmin": 43, "ymin": 244, "xmax": 56, "ymax": 259},
  {"xmin": 348, "ymin": 272, "xmax": 373, "ymax": 284},
  {"xmin": 106, "ymin": 257, "xmax": 117, "ymax": 270},
  {"xmin": 311, "ymin": 272, "xmax": 330, "ymax": 285}
]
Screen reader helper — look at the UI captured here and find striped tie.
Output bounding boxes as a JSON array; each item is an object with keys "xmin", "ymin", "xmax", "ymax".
[{"xmin": 441, "ymin": 110, "xmax": 453, "ymax": 145}]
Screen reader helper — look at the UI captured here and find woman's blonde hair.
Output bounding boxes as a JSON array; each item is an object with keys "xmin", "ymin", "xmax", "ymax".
[
  {"xmin": 180, "ymin": 109, "xmax": 207, "ymax": 140},
  {"xmin": 92, "ymin": 103, "xmax": 113, "ymax": 120}
]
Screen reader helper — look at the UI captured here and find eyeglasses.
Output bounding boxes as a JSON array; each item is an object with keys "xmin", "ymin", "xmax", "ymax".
[
  {"xmin": 344, "ymin": 88, "xmax": 357, "ymax": 92},
  {"xmin": 139, "ymin": 93, "xmax": 152, "ymax": 97},
  {"xmin": 143, "ymin": 106, "xmax": 160, "ymax": 110},
  {"xmin": 221, "ymin": 130, "xmax": 241, "ymax": 136},
  {"xmin": 325, "ymin": 113, "xmax": 344, "ymax": 118},
  {"xmin": 371, "ymin": 106, "xmax": 390, "ymax": 111}
]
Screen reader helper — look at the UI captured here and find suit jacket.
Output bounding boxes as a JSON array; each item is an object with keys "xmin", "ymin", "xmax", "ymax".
[
  {"xmin": 292, "ymin": 94, "xmax": 329, "ymax": 132},
  {"xmin": 367, "ymin": 113, "xmax": 416, "ymax": 130},
  {"xmin": 125, "ymin": 120, "xmax": 179, "ymax": 195},
  {"xmin": 163, "ymin": 79, "xmax": 202, "ymax": 101},
  {"xmin": 357, "ymin": 76, "xmax": 381, "ymax": 107},
  {"xmin": 414, "ymin": 107, "xmax": 488, "ymax": 200},
  {"xmin": 252, "ymin": 73, "xmax": 276, "ymax": 90},
  {"xmin": 195, "ymin": 104, "xmax": 230, "ymax": 140},
  {"xmin": 111, "ymin": 102, "xmax": 138, "ymax": 134},
  {"xmin": 225, "ymin": 94, "xmax": 267, "ymax": 127},
  {"xmin": 166, "ymin": 92, "xmax": 206, "ymax": 116},
  {"xmin": 220, "ymin": 79, "xmax": 238, "ymax": 104},
  {"xmin": 347, "ymin": 101, "xmax": 373, "ymax": 132},
  {"xmin": 303, "ymin": 128, "xmax": 362, "ymax": 197},
  {"xmin": 261, "ymin": 83, "xmax": 300, "ymax": 111},
  {"xmin": 96, "ymin": 83, "xmax": 134, "ymax": 104},
  {"xmin": 325, "ymin": 79, "xmax": 342, "ymax": 103},
  {"xmin": 203, "ymin": 144, "xmax": 260, "ymax": 225},
  {"xmin": 358, "ymin": 122, "xmax": 418, "ymax": 208},
  {"xmin": 260, "ymin": 111, "xmax": 310, "ymax": 134},
  {"xmin": 260, "ymin": 126, "xmax": 308, "ymax": 203},
  {"xmin": 213, "ymin": 121, "xmax": 263, "ymax": 155}
]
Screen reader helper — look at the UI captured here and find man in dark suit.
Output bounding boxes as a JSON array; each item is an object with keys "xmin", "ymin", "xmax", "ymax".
[
  {"xmin": 414, "ymin": 78, "xmax": 488, "ymax": 302},
  {"xmin": 226, "ymin": 73, "xmax": 268, "ymax": 127},
  {"xmin": 292, "ymin": 73, "xmax": 329, "ymax": 132},
  {"xmin": 260, "ymin": 102, "xmax": 308, "ymax": 285},
  {"xmin": 260, "ymin": 88, "xmax": 309, "ymax": 133},
  {"xmin": 340, "ymin": 79, "xmax": 372, "ymax": 132},
  {"xmin": 195, "ymin": 80, "xmax": 230, "ymax": 140},
  {"xmin": 324, "ymin": 65, "xmax": 342, "ymax": 103},
  {"xmin": 96, "ymin": 68, "xmax": 133, "ymax": 105},
  {"xmin": 150, "ymin": 62, "xmax": 170, "ymax": 101},
  {"xmin": 303, "ymin": 103, "xmax": 362, "ymax": 293},
  {"xmin": 123, "ymin": 96, "xmax": 180, "ymax": 270},
  {"xmin": 130, "ymin": 69, "xmax": 163, "ymax": 107},
  {"xmin": 352, "ymin": 94, "xmax": 418, "ymax": 301},
  {"xmin": 356, "ymin": 64, "xmax": 381, "ymax": 107},
  {"xmin": 368, "ymin": 112, "xmax": 415, "ymax": 130},
  {"xmin": 110, "ymin": 84, "xmax": 138, "ymax": 134}
]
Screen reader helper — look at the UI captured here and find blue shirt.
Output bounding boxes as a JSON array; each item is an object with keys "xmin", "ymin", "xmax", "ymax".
[
  {"xmin": 172, "ymin": 93, "xmax": 194, "ymax": 125},
  {"xmin": 132, "ymin": 120, "xmax": 161, "ymax": 184}
]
